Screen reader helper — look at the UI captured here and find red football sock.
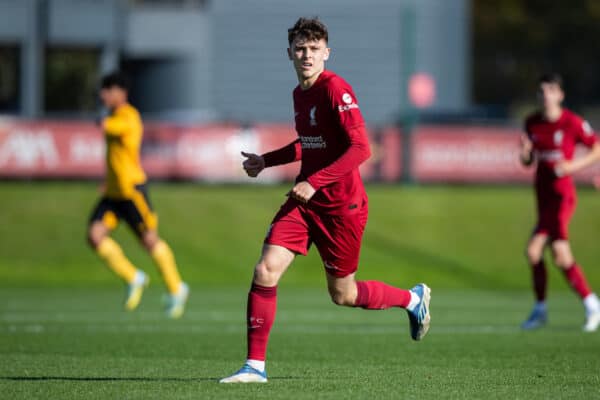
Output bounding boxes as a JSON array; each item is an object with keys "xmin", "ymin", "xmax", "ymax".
[
  {"xmin": 355, "ymin": 280, "xmax": 411, "ymax": 309},
  {"xmin": 532, "ymin": 260, "xmax": 547, "ymax": 302},
  {"xmin": 563, "ymin": 263, "xmax": 592, "ymax": 299},
  {"xmin": 247, "ymin": 283, "xmax": 277, "ymax": 361}
]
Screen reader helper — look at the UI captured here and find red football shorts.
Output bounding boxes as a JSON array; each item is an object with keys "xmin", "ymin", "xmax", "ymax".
[
  {"xmin": 265, "ymin": 198, "xmax": 368, "ymax": 277},
  {"xmin": 533, "ymin": 192, "xmax": 576, "ymax": 241}
]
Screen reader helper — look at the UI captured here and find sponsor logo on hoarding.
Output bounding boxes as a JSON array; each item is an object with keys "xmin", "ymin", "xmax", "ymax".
[
  {"xmin": 0, "ymin": 129, "xmax": 58, "ymax": 169},
  {"xmin": 69, "ymin": 136, "xmax": 104, "ymax": 163}
]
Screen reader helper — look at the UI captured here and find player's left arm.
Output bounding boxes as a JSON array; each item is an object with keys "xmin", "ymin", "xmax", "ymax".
[
  {"xmin": 290, "ymin": 125, "xmax": 370, "ymax": 202},
  {"xmin": 102, "ymin": 111, "xmax": 129, "ymax": 136},
  {"xmin": 555, "ymin": 119, "xmax": 600, "ymax": 176},
  {"xmin": 291, "ymin": 85, "xmax": 371, "ymax": 203},
  {"xmin": 306, "ymin": 125, "xmax": 370, "ymax": 186},
  {"xmin": 556, "ymin": 142, "xmax": 600, "ymax": 176}
]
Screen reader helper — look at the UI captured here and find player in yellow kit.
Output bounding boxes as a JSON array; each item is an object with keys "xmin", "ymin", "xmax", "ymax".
[{"xmin": 87, "ymin": 72, "xmax": 189, "ymax": 318}]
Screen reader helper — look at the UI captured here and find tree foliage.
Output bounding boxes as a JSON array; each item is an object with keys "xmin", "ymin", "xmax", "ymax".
[{"xmin": 474, "ymin": 0, "xmax": 600, "ymax": 107}]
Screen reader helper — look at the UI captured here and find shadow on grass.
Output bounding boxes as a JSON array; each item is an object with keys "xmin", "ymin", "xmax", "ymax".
[
  {"xmin": 367, "ymin": 230, "xmax": 511, "ymax": 288},
  {"xmin": 0, "ymin": 376, "xmax": 297, "ymax": 382}
]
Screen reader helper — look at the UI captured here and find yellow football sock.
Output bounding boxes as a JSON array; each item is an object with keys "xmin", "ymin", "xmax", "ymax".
[
  {"xmin": 151, "ymin": 240, "xmax": 182, "ymax": 294},
  {"xmin": 96, "ymin": 237, "xmax": 138, "ymax": 284}
]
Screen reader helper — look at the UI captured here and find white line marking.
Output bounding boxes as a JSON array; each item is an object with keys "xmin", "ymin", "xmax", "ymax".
[{"xmin": 0, "ymin": 323, "xmax": 520, "ymax": 335}]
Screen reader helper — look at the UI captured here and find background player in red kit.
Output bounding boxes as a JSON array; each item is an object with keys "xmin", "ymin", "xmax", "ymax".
[
  {"xmin": 220, "ymin": 17, "xmax": 431, "ymax": 383},
  {"xmin": 520, "ymin": 73, "xmax": 600, "ymax": 332}
]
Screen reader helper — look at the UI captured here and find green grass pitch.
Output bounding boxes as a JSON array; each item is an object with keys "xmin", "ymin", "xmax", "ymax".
[{"xmin": 0, "ymin": 182, "xmax": 599, "ymax": 398}]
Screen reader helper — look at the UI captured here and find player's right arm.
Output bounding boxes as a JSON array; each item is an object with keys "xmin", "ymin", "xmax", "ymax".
[
  {"xmin": 520, "ymin": 120, "xmax": 535, "ymax": 167},
  {"xmin": 241, "ymin": 139, "xmax": 302, "ymax": 178}
]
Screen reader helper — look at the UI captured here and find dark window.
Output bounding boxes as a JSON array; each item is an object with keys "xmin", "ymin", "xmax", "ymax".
[
  {"xmin": 44, "ymin": 47, "xmax": 99, "ymax": 113},
  {"xmin": 0, "ymin": 46, "xmax": 20, "ymax": 113}
]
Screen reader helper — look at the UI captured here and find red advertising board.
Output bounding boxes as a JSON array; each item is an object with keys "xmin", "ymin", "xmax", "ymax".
[
  {"xmin": 1, "ymin": 119, "xmax": 597, "ymax": 184},
  {"xmin": 0, "ymin": 120, "xmax": 401, "ymax": 182},
  {"xmin": 0, "ymin": 120, "xmax": 104, "ymax": 178},
  {"xmin": 412, "ymin": 125, "xmax": 532, "ymax": 183},
  {"xmin": 411, "ymin": 125, "xmax": 600, "ymax": 184}
]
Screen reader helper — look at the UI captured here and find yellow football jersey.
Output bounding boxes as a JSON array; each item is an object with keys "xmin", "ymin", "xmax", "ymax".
[{"xmin": 103, "ymin": 104, "xmax": 147, "ymax": 199}]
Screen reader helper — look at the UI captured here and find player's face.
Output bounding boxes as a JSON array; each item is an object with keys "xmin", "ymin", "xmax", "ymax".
[
  {"xmin": 288, "ymin": 37, "xmax": 330, "ymax": 84},
  {"xmin": 99, "ymin": 86, "xmax": 126, "ymax": 109},
  {"xmin": 537, "ymin": 82, "xmax": 564, "ymax": 110}
]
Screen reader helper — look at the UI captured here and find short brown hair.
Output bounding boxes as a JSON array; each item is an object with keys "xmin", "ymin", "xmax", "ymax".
[
  {"xmin": 539, "ymin": 73, "xmax": 563, "ymax": 90},
  {"xmin": 288, "ymin": 17, "xmax": 328, "ymax": 46}
]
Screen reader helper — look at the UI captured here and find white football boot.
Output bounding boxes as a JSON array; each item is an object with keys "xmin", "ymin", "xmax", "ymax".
[
  {"xmin": 165, "ymin": 282, "xmax": 189, "ymax": 319},
  {"xmin": 124, "ymin": 270, "xmax": 149, "ymax": 311},
  {"xmin": 219, "ymin": 364, "xmax": 268, "ymax": 383}
]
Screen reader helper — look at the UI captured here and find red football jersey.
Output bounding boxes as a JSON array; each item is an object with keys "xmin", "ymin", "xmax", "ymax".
[
  {"xmin": 263, "ymin": 70, "xmax": 371, "ymax": 214},
  {"xmin": 525, "ymin": 109, "xmax": 597, "ymax": 195}
]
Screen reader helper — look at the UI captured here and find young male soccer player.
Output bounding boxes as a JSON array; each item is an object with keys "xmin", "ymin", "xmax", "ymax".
[
  {"xmin": 220, "ymin": 17, "xmax": 431, "ymax": 384},
  {"xmin": 520, "ymin": 73, "xmax": 600, "ymax": 332},
  {"xmin": 87, "ymin": 72, "xmax": 189, "ymax": 318}
]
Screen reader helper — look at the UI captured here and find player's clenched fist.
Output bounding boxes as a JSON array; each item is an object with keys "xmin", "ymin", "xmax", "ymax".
[
  {"xmin": 289, "ymin": 181, "xmax": 316, "ymax": 203},
  {"xmin": 519, "ymin": 134, "xmax": 534, "ymax": 166},
  {"xmin": 241, "ymin": 151, "xmax": 265, "ymax": 177}
]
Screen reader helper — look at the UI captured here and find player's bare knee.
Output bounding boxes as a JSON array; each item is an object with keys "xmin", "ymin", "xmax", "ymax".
[
  {"xmin": 141, "ymin": 232, "xmax": 159, "ymax": 252},
  {"xmin": 328, "ymin": 291, "xmax": 346, "ymax": 306},
  {"xmin": 328, "ymin": 287, "xmax": 354, "ymax": 307},
  {"xmin": 551, "ymin": 242, "xmax": 574, "ymax": 270},
  {"xmin": 526, "ymin": 251, "xmax": 541, "ymax": 266},
  {"xmin": 253, "ymin": 261, "xmax": 280, "ymax": 287},
  {"xmin": 253, "ymin": 246, "xmax": 293, "ymax": 286},
  {"xmin": 554, "ymin": 254, "xmax": 573, "ymax": 270},
  {"xmin": 87, "ymin": 224, "xmax": 105, "ymax": 249},
  {"xmin": 554, "ymin": 258, "xmax": 570, "ymax": 270},
  {"xmin": 86, "ymin": 231, "xmax": 97, "ymax": 249},
  {"xmin": 525, "ymin": 245, "xmax": 542, "ymax": 265}
]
